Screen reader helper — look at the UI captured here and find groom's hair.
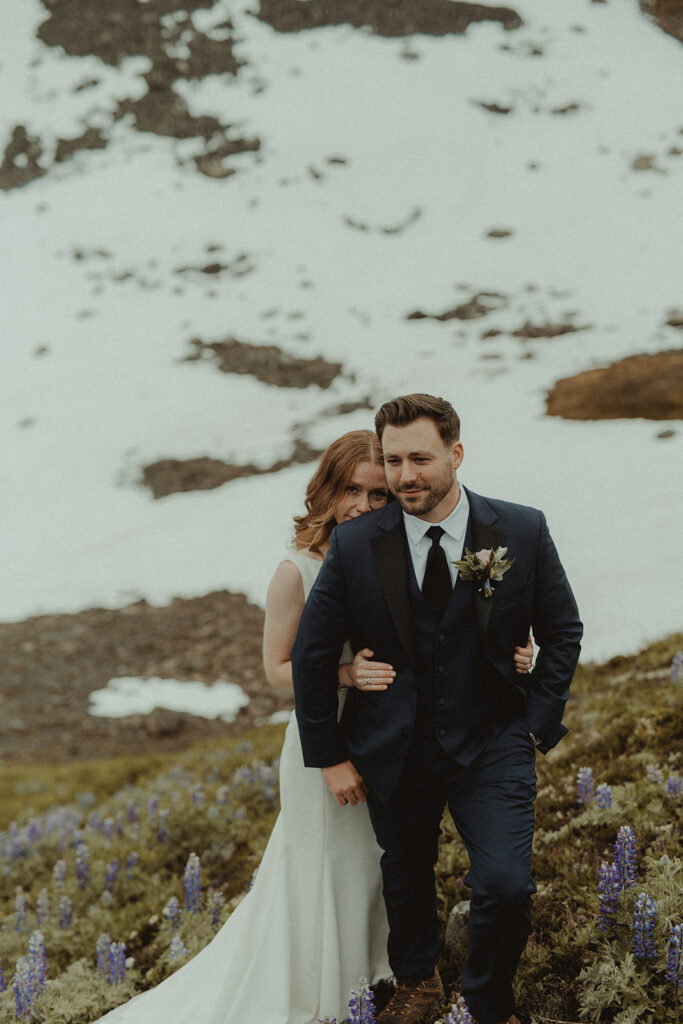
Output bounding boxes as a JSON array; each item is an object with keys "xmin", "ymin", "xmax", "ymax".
[{"xmin": 374, "ymin": 394, "xmax": 460, "ymax": 446}]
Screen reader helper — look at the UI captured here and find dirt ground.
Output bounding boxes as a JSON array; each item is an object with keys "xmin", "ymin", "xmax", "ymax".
[{"xmin": 0, "ymin": 592, "xmax": 289, "ymax": 766}]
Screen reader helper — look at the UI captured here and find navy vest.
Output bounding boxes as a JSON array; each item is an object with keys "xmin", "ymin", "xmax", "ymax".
[{"xmin": 407, "ymin": 529, "xmax": 500, "ymax": 766}]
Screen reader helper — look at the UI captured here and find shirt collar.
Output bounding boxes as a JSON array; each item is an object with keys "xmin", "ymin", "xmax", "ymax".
[{"xmin": 402, "ymin": 485, "xmax": 470, "ymax": 545}]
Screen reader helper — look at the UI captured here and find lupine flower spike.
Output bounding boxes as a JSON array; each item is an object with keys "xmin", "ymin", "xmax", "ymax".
[
  {"xmin": 13, "ymin": 956, "xmax": 34, "ymax": 1021},
  {"xmin": 445, "ymin": 996, "xmax": 476, "ymax": 1024},
  {"xmin": 577, "ymin": 766, "xmax": 594, "ymax": 806},
  {"xmin": 163, "ymin": 896, "xmax": 181, "ymax": 929},
  {"xmin": 667, "ymin": 776, "xmax": 682, "ymax": 800},
  {"xmin": 58, "ymin": 896, "xmax": 72, "ymax": 930},
  {"xmin": 348, "ymin": 976, "xmax": 377, "ymax": 1024},
  {"xmin": 28, "ymin": 931, "xmax": 48, "ymax": 995},
  {"xmin": 596, "ymin": 783, "xmax": 612, "ymax": 809},
  {"xmin": 169, "ymin": 935, "xmax": 188, "ymax": 962},
  {"xmin": 671, "ymin": 651, "xmax": 683, "ymax": 680},
  {"xmin": 632, "ymin": 893, "xmax": 657, "ymax": 961},
  {"xmin": 597, "ymin": 861, "xmax": 621, "ymax": 934},
  {"xmin": 184, "ymin": 852, "xmax": 202, "ymax": 913},
  {"xmin": 614, "ymin": 826, "xmax": 637, "ymax": 890},
  {"xmin": 666, "ymin": 923, "xmax": 683, "ymax": 989},
  {"xmin": 96, "ymin": 934, "xmax": 112, "ymax": 977},
  {"xmin": 108, "ymin": 942, "xmax": 127, "ymax": 984}
]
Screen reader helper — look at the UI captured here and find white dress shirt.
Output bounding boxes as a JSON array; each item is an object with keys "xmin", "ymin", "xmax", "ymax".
[{"xmin": 402, "ymin": 485, "xmax": 470, "ymax": 590}]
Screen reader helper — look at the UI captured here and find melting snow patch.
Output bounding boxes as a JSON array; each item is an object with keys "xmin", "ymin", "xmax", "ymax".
[{"xmin": 88, "ymin": 676, "xmax": 250, "ymax": 720}]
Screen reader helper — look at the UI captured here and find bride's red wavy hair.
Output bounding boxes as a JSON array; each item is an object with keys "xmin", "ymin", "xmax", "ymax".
[{"xmin": 293, "ymin": 429, "xmax": 386, "ymax": 554}]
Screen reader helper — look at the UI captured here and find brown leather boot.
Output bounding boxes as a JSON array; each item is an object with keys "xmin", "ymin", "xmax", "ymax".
[{"xmin": 377, "ymin": 969, "xmax": 445, "ymax": 1024}]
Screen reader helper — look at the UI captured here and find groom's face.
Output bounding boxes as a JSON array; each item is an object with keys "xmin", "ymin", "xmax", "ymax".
[{"xmin": 381, "ymin": 417, "xmax": 463, "ymax": 521}]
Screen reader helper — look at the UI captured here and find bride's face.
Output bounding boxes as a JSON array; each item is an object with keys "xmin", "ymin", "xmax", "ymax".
[{"xmin": 334, "ymin": 461, "xmax": 389, "ymax": 525}]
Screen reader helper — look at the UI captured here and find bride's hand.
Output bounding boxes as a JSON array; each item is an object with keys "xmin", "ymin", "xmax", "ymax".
[
  {"xmin": 340, "ymin": 648, "xmax": 396, "ymax": 691},
  {"xmin": 514, "ymin": 635, "xmax": 534, "ymax": 675}
]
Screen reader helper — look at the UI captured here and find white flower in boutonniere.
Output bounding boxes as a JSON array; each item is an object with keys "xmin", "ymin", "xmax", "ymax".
[{"xmin": 453, "ymin": 546, "xmax": 514, "ymax": 599}]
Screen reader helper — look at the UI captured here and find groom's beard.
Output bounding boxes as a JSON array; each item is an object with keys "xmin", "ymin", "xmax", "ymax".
[{"xmin": 395, "ymin": 467, "xmax": 456, "ymax": 517}]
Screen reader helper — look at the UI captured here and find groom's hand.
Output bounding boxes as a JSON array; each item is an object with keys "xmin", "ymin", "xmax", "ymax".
[{"xmin": 321, "ymin": 760, "xmax": 369, "ymax": 806}]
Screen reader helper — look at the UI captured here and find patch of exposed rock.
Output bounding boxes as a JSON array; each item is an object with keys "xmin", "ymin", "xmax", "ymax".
[
  {"xmin": 142, "ymin": 440, "xmax": 323, "ymax": 499},
  {"xmin": 406, "ymin": 292, "xmax": 507, "ymax": 321},
  {"xmin": 546, "ymin": 349, "xmax": 683, "ymax": 421},
  {"xmin": 256, "ymin": 0, "xmax": 523, "ymax": 36},
  {"xmin": 0, "ymin": 592, "xmax": 287, "ymax": 766},
  {"xmin": 511, "ymin": 321, "xmax": 590, "ymax": 339},
  {"xmin": 640, "ymin": 0, "xmax": 683, "ymax": 45},
  {"xmin": 184, "ymin": 337, "xmax": 343, "ymax": 389},
  {"xmin": 0, "ymin": 0, "xmax": 259, "ymax": 190}
]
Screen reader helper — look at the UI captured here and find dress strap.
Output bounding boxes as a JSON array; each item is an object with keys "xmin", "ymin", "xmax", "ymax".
[{"xmin": 284, "ymin": 551, "xmax": 323, "ymax": 599}]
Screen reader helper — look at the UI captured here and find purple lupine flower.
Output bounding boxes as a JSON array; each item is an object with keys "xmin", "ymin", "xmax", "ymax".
[
  {"xmin": 36, "ymin": 889, "xmax": 50, "ymax": 926},
  {"xmin": 127, "ymin": 802, "xmax": 140, "ymax": 824},
  {"xmin": 58, "ymin": 896, "xmax": 72, "ymax": 930},
  {"xmin": 157, "ymin": 808, "xmax": 170, "ymax": 844},
  {"xmin": 614, "ymin": 826, "xmax": 637, "ymax": 889},
  {"xmin": 445, "ymin": 997, "xmax": 475, "ymax": 1024},
  {"xmin": 632, "ymin": 893, "xmax": 657, "ymax": 960},
  {"xmin": 209, "ymin": 891, "xmax": 225, "ymax": 930},
  {"xmin": 126, "ymin": 851, "xmax": 140, "ymax": 877},
  {"xmin": 168, "ymin": 935, "xmax": 188, "ymax": 962},
  {"xmin": 52, "ymin": 859, "xmax": 66, "ymax": 888},
  {"xmin": 348, "ymin": 976, "xmax": 377, "ymax": 1024},
  {"xmin": 647, "ymin": 764, "xmax": 663, "ymax": 784},
  {"xmin": 666, "ymin": 776, "xmax": 682, "ymax": 800},
  {"xmin": 104, "ymin": 859, "xmax": 120, "ymax": 892},
  {"xmin": 0, "ymin": 962, "xmax": 5, "ymax": 992},
  {"xmin": 666, "ymin": 923, "xmax": 683, "ymax": 989},
  {"xmin": 75, "ymin": 842, "xmax": 91, "ymax": 889},
  {"xmin": 108, "ymin": 941, "xmax": 126, "ymax": 984},
  {"xmin": 577, "ymin": 767, "xmax": 594, "ymax": 806},
  {"xmin": 671, "ymin": 651, "xmax": 683, "ymax": 681},
  {"xmin": 596, "ymin": 783, "xmax": 612, "ymax": 809},
  {"xmin": 147, "ymin": 794, "xmax": 160, "ymax": 818},
  {"xmin": 318, "ymin": 1018, "xmax": 337, "ymax": 1024},
  {"xmin": 104, "ymin": 818, "xmax": 115, "ymax": 842},
  {"xmin": 28, "ymin": 931, "xmax": 47, "ymax": 995},
  {"xmin": 184, "ymin": 852, "xmax": 202, "ymax": 914},
  {"xmin": 14, "ymin": 891, "xmax": 28, "ymax": 932},
  {"xmin": 96, "ymin": 933, "xmax": 112, "ymax": 977},
  {"xmin": 7, "ymin": 823, "xmax": 23, "ymax": 861},
  {"xmin": 597, "ymin": 861, "xmax": 621, "ymax": 934},
  {"xmin": 163, "ymin": 896, "xmax": 181, "ymax": 929},
  {"xmin": 13, "ymin": 956, "xmax": 33, "ymax": 1021},
  {"xmin": 191, "ymin": 785, "xmax": 205, "ymax": 805},
  {"xmin": 27, "ymin": 820, "xmax": 42, "ymax": 844}
]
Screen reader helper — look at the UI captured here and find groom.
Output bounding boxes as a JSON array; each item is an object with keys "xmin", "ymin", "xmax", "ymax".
[{"xmin": 292, "ymin": 394, "xmax": 582, "ymax": 1024}]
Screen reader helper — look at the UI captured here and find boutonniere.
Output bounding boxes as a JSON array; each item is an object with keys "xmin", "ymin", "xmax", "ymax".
[{"xmin": 453, "ymin": 546, "xmax": 514, "ymax": 599}]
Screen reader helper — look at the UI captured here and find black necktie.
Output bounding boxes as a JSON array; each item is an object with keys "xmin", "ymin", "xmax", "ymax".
[{"xmin": 422, "ymin": 525, "xmax": 452, "ymax": 618}]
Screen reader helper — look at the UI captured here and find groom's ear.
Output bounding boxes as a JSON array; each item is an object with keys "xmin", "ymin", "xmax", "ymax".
[{"xmin": 451, "ymin": 441, "xmax": 464, "ymax": 470}]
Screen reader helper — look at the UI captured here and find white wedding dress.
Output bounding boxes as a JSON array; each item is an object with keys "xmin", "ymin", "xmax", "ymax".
[{"xmin": 93, "ymin": 553, "xmax": 390, "ymax": 1024}]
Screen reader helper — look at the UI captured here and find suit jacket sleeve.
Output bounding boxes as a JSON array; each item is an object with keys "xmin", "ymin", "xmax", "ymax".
[
  {"xmin": 527, "ymin": 511, "xmax": 583, "ymax": 751},
  {"xmin": 291, "ymin": 529, "xmax": 351, "ymax": 768}
]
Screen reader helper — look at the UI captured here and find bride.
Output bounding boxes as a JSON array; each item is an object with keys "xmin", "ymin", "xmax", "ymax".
[{"xmin": 93, "ymin": 430, "xmax": 532, "ymax": 1024}]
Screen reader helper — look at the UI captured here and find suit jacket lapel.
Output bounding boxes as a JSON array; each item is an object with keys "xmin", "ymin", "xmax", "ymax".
[
  {"xmin": 466, "ymin": 489, "xmax": 506, "ymax": 638},
  {"xmin": 371, "ymin": 504, "xmax": 415, "ymax": 663}
]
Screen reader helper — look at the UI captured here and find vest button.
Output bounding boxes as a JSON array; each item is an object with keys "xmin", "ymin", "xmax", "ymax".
[
  {"xmin": 438, "ymin": 728, "xmax": 446, "ymax": 737},
  {"xmin": 438, "ymin": 633, "xmax": 446, "ymax": 642},
  {"xmin": 437, "ymin": 665, "xmax": 445, "ymax": 673},
  {"xmin": 438, "ymin": 697, "xmax": 446, "ymax": 706}
]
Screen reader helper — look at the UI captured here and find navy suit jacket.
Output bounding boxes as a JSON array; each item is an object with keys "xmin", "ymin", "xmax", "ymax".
[{"xmin": 291, "ymin": 488, "xmax": 583, "ymax": 801}]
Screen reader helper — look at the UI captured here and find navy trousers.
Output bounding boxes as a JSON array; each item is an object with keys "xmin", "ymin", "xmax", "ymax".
[{"xmin": 367, "ymin": 719, "xmax": 537, "ymax": 1024}]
